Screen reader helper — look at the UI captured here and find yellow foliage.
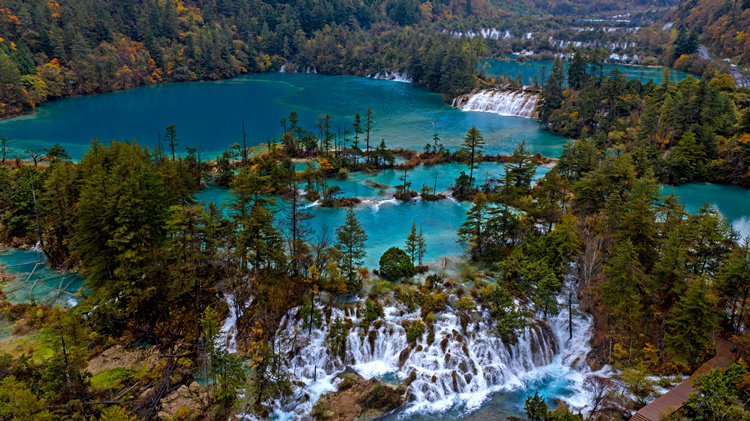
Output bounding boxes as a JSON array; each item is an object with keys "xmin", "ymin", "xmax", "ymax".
[
  {"xmin": 739, "ymin": 134, "xmax": 750, "ymax": 144},
  {"xmin": 673, "ymin": 54, "xmax": 693, "ymax": 69},
  {"xmin": 613, "ymin": 342, "xmax": 628, "ymax": 360}
]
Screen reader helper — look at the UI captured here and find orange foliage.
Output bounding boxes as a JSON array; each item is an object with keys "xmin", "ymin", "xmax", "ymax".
[{"xmin": 739, "ymin": 134, "xmax": 750, "ymax": 145}]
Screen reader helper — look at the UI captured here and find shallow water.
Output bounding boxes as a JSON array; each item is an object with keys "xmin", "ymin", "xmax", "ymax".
[
  {"xmin": 0, "ymin": 248, "xmax": 84, "ymax": 306},
  {"xmin": 196, "ymin": 162, "xmax": 550, "ymax": 268}
]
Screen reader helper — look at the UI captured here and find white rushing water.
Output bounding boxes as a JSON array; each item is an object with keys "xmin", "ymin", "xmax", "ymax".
[
  {"xmin": 453, "ymin": 90, "xmax": 539, "ymax": 119},
  {"xmin": 266, "ymin": 279, "xmax": 596, "ymax": 420},
  {"xmin": 370, "ymin": 71, "xmax": 412, "ymax": 83}
]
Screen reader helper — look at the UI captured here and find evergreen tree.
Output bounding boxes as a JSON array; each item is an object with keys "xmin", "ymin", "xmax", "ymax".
[
  {"xmin": 0, "ymin": 137, "xmax": 9, "ymax": 164},
  {"xmin": 405, "ymin": 220, "xmax": 418, "ymax": 263},
  {"xmin": 458, "ymin": 191, "xmax": 489, "ymax": 260},
  {"xmin": 539, "ymin": 57, "xmax": 565, "ymax": 122},
  {"xmin": 568, "ymin": 50, "xmax": 587, "ymax": 90},
  {"xmin": 599, "ymin": 240, "xmax": 645, "ymax": 355},
  {"xmin": 666, "ymin": 280, "xmax": 718, "ymax": 365},
  {"xmin": 715, "ymin": 241, "xmax": 750, "ymax": 332},
  {"xmin": 335, "ymin": 208, "xmax": 367, "ymax": 294},
  {"xmin": 164, "ymin": 124, "xmax": 180, "ymax": 161},
  {"xmin": 739, "ymin": 109, "xmax": 750, "ymax": 134},
  {"xmin": 459, "ymin": 126, "xmax": 485, "ymax": 187},
  {"xmin": 416, "ymin": 225, "xmax": 426, "ymax": 266}
]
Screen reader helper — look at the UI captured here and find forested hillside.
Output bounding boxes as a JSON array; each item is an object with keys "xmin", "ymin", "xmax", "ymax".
[
  {"xmin": 0, "ymin": 0, "xmax": 690, "ymax": 119},
  {"xmin": 0, "ymin": 0, "xmax": 488, "ymax": 117},
  {"xmin": 537, "ymin": 50, "xmax": 750, "ymax": 187},
  {"xmin": 675, "ymin": 0, "xmax": 750, "ymax": 66}
]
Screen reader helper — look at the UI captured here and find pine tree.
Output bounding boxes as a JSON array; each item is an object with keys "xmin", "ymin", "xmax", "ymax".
[
  {"xmin": 599, "ymin": 240, "xmax": 645, "ymax": 355},
  {"xmin": 405, "ymin": 220, "xmax": 418, "ymax": 263},
  {"xmin": 715, "ymin": 241, "xmax": 750, "ymax": 332},
  {"xmin": 416, "ymin": 225, "xmax": 426, "ymax": 266},
  {"xmin": 0, "ymin": 137, "xmax": 10, "ymax": 164},
  {"xmin": 666, "ymin": 280, "xmax": 718, "ymax": 365},
  {"xmin": 459, "ymin": 126, "xmax": 485, "ymax": 187},
  {"xmin": 336, "ymin": 208, "xmax": 367, "ymax": 294},
  {"xmin": 164, "ymin": 124, "xmax": 180, "ymax": 161},
  {"xmin": 458, "ymin": 191, "xmax": 489, "ymax": 260},
  {"xmin": 539, "ymin": 57, "xmax": 565, "ymax": 122},
  {"xmin": 507, "ymin": 141, "xmax": 536, "ymax": 195},
  {"xmin": 568, "ymin": 49, "xmax": 587, "ymax": 90},
  {"xmin": 352, "ymin": 113, "xmax": 363, "ymax": 164}
]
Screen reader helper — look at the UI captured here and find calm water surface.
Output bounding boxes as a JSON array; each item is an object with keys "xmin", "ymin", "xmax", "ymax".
[
  {"xmin": 480, "ymin": 59, "xmax": 694, "ymax": 86},
  {"xmin": 0, "ymin": 73, "xmax": 564, "ymax": 160}
]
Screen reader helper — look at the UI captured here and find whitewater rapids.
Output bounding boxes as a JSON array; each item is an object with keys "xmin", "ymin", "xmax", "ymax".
[
  {"xmin": 452, "ymin": 89, "xmax": 539, "ymax": 118},
  {"xmin": 265, "ymin": 282, "xmax": 595, "ymax": 419}
]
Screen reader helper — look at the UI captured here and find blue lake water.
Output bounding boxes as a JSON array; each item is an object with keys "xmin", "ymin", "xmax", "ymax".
[
  {"xmin": 480, "ymin": 59, "xmax": 694, "ymax": 86},
  {"xmin": 0, "ymin": 248, "xmax": 84, "ymax": 306},
  {"xmin": 0, "ymin": 73, "xmax": 564, "ymax": 160}
]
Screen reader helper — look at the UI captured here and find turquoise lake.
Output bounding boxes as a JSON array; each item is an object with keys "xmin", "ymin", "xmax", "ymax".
[
  {"xmin": 480, "ymin": 59, "xmax": 694, "ymax": 86},
  {"xmin": 0, "ymin": 248, "xmax": 84, "ymax": 306},
  {"xmin": 0, "ymin": 73, "xmax": 564, "ymax": 160},
  {"xmin": 0, "ymin": 72, "xmax": 748, "ymax": 419}
]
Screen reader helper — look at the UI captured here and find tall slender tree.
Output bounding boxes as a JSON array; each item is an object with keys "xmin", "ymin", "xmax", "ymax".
[
  {"xmin": 164, "ymin": 124, "xmax": 180, "ymax": 160},
  {"xmin": 459, "ymin": 126, "xmax": 485, "ymax": 187},
  {"xmin": 335, "ymin": 208, "xmax": 367, "ymax": 294}
]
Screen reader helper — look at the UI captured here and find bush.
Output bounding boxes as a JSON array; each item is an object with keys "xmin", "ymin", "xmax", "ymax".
[
  {"xmin": 379, "ymin": 247, "xmax": 415, "ymax": 281},
  {"xmin": 327, "ymin": 316, "xmax": 349, "ymax": 358},
  {"xmin": 405, "ymin": 320, "xmax": 426, "ymax": 344},
  {"xmin": 362, "ymin": 299, "xmax": 384, "ymax": 328}
]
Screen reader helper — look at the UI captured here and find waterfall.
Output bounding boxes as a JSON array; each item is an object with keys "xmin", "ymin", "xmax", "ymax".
[
  {"xmin": 453, "ymin": 89, "xmax": 539, "ymax": 118},
  {"xmin": 267, "ymin": 282, "xmax": 594, "ymax": 419},
  {"xmin": 370, "ymin": 71, "xmax": 412, "ymax": 83}
]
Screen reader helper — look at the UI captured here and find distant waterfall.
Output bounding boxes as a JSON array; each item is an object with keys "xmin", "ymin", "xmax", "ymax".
[
  {"xmin": 453, "ymin": 89, "xmax": 539, "ymax": 118},
  {"xmin": 369, "ymin": 71, "xmax": 412, "ymax": 83},
  {"xmin": 266, "ymin": 288, "xmax": 595, "ymax": 420}
]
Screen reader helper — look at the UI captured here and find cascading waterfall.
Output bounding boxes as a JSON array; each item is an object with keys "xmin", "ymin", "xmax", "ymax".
[
  {"xmin": 267, "ymin": 280, "xmax": 594, "ymax": 419},
  {"xmin": 370, "ymin": 71, "xmax": 412, "ymax": 83},
  {"xmin": 452, "ymin": 89, "xmax": 539, "ymax": 118}
]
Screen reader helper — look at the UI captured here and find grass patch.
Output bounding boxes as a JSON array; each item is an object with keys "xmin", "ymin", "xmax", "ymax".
[{"xmin": 90, "ymin": 368, "xmax": 136, "ymax": 390}]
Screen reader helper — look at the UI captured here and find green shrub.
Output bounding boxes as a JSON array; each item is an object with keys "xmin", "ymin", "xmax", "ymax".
[
  {"xmin": 362, "ymin": 299, "xmax": 384, "ymax": 328},
  {"xmin": 379, "ymin": 247, "xmax": 415, "ymax": 281},
  {"xmin": 405, "ymin": 320, "xmax": 426, "ymax": 344},
  {"xmin": 327, "ymin": 316, "xmax": 349, "ymax": 358}
]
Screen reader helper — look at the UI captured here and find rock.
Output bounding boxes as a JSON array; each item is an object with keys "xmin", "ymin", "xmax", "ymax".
[
  {"xmin": 86, "ymin": 344, "xmax": 160, "ymax": 376},
  {"xmin": 157, "ymin": 381, "xmax": 208, "ymax": 420},
  {"xmin": 314, "ymin": 377, "xmax": 404, "ymax": 421}
]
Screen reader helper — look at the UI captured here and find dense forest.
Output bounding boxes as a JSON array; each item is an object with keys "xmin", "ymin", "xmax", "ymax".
[
  {"xmin": 0, "ymin": 92, "xmax": 749, "ymax": 418},
  {"xmin": 536, "ymin": 50, "xmax": 750, "ymax": 187},
  {"xmin": 1, "ymin": 0, "xmax": 750, "ymax": 419},
  {"xmin": 0, "ymin": 0, "xmax": 491, "ymax": 117},
  {"xmin": 0, "ymin": 0, "xmax": 700, "ymax": 119},
  {"xmin": 675, "ymin": 0, "xmax": 750, "ymax": 66}
]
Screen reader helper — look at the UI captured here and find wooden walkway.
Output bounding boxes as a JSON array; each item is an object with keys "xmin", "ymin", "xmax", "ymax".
[{"xmin": 631, "ymin": 339, "xmax": 735, "ymax": 421}]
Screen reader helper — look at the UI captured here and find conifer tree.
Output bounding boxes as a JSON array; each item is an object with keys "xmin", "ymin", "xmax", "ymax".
[
  {"xmin": 164, "ymin": 124, "xmax": 180, "ymax": 161},
  {"xmin": 416, "ymin": 225, "xmax": 426, "ymax": 266},
  {"xmin": 459, "ymin": 126, "xmax": 485, "ymax": 187},
  {"xmin": 666, "ymin": 280, "xmax": 717, "ymax": 365},
  {"xmin": 336, "ymin": 208, "xmax": 367, "ymax": 294},
  {"xmin": 405, "ymin": 220, "xmax": 418, "ymax": 263},
  {"xmin": 458, "ymin": 191, "xmax": 489, "ymax": 260}
]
